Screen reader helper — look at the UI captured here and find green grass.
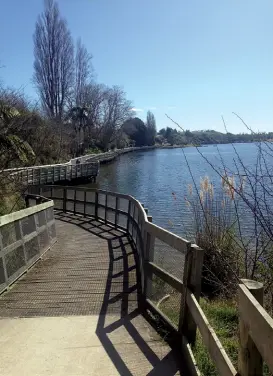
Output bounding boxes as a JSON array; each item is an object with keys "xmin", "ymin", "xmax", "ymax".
[
  {"xmin": 192, "ymin": 299, "xmax": 238, "ymax": 376},
  {"xmin": 160, "ymin": 296, "xmax": 272, "ymax": 375}
]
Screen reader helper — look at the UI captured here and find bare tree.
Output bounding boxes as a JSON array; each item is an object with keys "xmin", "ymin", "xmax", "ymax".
[
  {"xmin": 78, "ymin": 84, "xmax": 132, "ymax": 150},
  {"xmin": 75, "ymin": 38, "xmax": 93, "ymax": 107},
  {"xmin": 33, "ymin": 0, "xmax": 74, "ymax": 120},
  {"xmin": 99, "ymin": 86, "xmax": 133, "ymax": 150}
]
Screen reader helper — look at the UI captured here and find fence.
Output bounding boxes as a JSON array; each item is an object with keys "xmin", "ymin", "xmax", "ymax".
[
  {"xmin": 27, "ymin": 185, "xmax": 273, "ymax": 376},
  {"xmin": 8, "ymin": 162, "xmax": 99, "ymax": 186},
  {"xmin": 71, "ymin": 146, "xmax": 156, "ymax": 165},
  {"xmin": 0, "ymin": 195, "xmax": 56, "ymax": 294}
]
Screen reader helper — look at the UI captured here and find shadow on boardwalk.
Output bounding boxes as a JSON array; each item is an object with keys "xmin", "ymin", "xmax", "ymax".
[
  {"xmin": 0, "ymin": 211, "xmax": 181, "ymax": 375},
  {"xmin": 54, "ymin": 212, "xmax": 181, "ymax": 375}
]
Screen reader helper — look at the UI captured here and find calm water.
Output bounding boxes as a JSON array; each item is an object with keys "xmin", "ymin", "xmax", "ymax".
[{"xmin": 84, "ymin": 143, "xmax": 269, "ymax": 239}]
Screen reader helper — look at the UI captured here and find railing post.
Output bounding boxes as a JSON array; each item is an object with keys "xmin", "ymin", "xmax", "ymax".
[
  {"xmin": 127, "ymin": 201, "xmax": 131, "ymax": 232},
  {"xmin": 238, "ymin": 279, "xmax": 264, "ymax": 376},
  {"xmin": 179, "ymin": 244, "xmax": 204, "ymax": 345},
  {"xmin": 25, "ymin": 195, "xmax": 30, "ymax": 208},
  {"xmin": 105, "ymin": 194, "xmax": 108, "ymax": 222},
  {"xmin": 95, "ymin": 191, "xmax": 99, "ymax": 220},
  {"xmin": 115, "ymin": 197, "xmax": 119, "ymax": 227},
  {"xmin": 63, "ymin": 188, "xmax": 67, "ymax": 212},
  {"xmin": 144, "ymin": 215, "xmax": 154, "ymax": 299},
  {"xmin": 73, "ymin": 189, "xmax": 77, "ymax": 215},
  {"xmin": 84, "ymin": 190, "xmax": 87, "ymax": 217},
  {"xmin": 0, "ymin": 230, "xmax": 8, "ymax": 287}
]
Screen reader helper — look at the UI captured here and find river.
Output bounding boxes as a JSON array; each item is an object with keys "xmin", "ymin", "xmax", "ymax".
[{"xmin": 82, "ymin": 143, "xmax": 268, "ymax": 240}]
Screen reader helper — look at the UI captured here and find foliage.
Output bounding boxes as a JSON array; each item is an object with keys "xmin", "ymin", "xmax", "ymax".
[
  {"xmin": 75, "ymin": 38, "xmax": 93, "ymax": 107},
  {"xmin": 158, "ymin": 126, "xmax": 273, "ymax": 146},
  {"xmin": 33, "ymin": 0, "xmax": 74, "ymax": 120},
  {"xmin": 0, "ymin": 101, "xmax": 36, "ymax": 167},
  {"xmin": 122, "ymin": 117, "xmax": 147, "ymax": 146},
  {"xmin": 122, "ymin": 113, "xmax": 157, "ymax": 147},
  {"xmin": 146, "ymin": 110, "xmax": 157, "ymax": 145},
  {"xmin": 192, "ymin": 299, "xmax": 238, "ymax": 376},
  {"xmin": 185, "ymin": 176, "xmax": 243, "ymax": 298},
  {"xmin": 0, "ymin": 181, "xmax": 25, "ymax": 216}
]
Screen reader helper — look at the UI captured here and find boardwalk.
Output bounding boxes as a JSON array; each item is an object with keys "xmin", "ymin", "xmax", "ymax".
[{"xmin": 0, "ymin": 212, "xmax": 181, "ymax": 376}]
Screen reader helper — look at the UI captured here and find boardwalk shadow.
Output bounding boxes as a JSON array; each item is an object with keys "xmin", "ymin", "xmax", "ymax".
[{"xmin": 55, "ymin": 211, "xmax": 181, "ymax": 375}]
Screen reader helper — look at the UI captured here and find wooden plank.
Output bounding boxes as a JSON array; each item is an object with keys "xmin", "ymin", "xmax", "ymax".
[
  {"xmin": 144, "ymin": 216, "xmax": 155, "ymax": 298},
  {"xmin": 179, "ymin": 244, "xmax": 192, "ymax": 335},
  {"xmin": 181, "ymin": 336, "xmax": 201, "ymax": 376},
  {"xmin": 238, "ymin": 284, "xmax": 273, "ymax": 373},
  {"xmin": 186, "ymin": 291, "xmax": 238, "ymax": 376},
  {"xmin": 146, "ymin": 262, "xmax": 184, "ymax": 293},
  {"xmin": 145, "ymin": 220, "xmax": 189, "ymax": 254},
  {"xmin": 238, "ymin": 279, "xmax": 263, "ymax": 376},
  {"xmin": 182, "ymin": 244, "xmax": 204, "ymax": 344}
]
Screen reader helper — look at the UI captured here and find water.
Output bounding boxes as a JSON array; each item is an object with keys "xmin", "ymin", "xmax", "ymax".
[{"xmin": 83, "ymin": 143, "xmax": 272, "ymax": 239}]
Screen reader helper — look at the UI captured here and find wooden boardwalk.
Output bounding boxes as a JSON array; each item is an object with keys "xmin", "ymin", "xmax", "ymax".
[{"xmin": 0, "ymin": 212, "xmax": 181, "ymax": 375}]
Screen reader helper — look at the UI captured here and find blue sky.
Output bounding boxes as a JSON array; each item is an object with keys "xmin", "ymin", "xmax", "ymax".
[{"xmin": 0, "ymin": 0, "xmax": 272, "ymax": 133}]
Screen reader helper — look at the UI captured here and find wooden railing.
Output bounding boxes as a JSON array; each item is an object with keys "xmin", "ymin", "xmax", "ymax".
[
  {"xmin": 26, "ymin": 185, "xmax": 273, "ymax": 375},
  {"xmin": 238, "ymin": 279, "xmax": 273, "ymax": 376},
  {"xmin": 70, "ymin": 146, "xmax": 156, "ymax": 165},
  {"xmin": 5, "ymin": 146, "xmax": 156, "ymax": 185},
  {"xmin": 0, "ymin": 195, "xmax": 56, "ymax": 294},
  {"xmin": 8, "ymin": 161, "xmax": 99, "ymax": 186}
]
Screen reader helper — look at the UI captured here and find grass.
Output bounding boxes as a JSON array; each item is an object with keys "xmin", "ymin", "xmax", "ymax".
[
  {"xmin": 160, "ymin": 296, "xmax": 239, "ymax": 375},
  {"xmin": 193, "ymin": 299, "xmax": 238, "ymax": 376},
  {"xmin": 160, "ymin": 295, "xmax": 272, "ymax": 375}
]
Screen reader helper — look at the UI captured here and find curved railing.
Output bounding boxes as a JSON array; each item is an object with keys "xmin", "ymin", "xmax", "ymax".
[{"xmin": 29, "ymin": 186, "xmax": 200, "ymax": 327}]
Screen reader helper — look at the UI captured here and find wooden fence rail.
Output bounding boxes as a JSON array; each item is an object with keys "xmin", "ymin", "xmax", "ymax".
[{"xmin": 25, "ymin": 186, "xmax": 273, "ymax": 375}]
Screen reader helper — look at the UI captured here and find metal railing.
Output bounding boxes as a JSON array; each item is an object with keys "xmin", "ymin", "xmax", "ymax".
[
  {"xmin": 8, "ymin": 162, "xmax": 99, "ymax": 186},
  {"xmin": 0, "ymin": 196, "xmax": 56, "ymax": 294},
  {"xmin": 29, "ymin": 186, "xmax": 203, "ymax": 342}
]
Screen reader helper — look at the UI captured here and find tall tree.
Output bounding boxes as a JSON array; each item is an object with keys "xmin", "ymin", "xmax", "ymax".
[
  {"xmin": 123, "ymin": 117, "xmax": 147, "ymax": 146},
  {"xmin": 146, "ymin": 110, "xmax": 156, "ymax": 145},
  {"xmin": 99, "ymin": 86, "xmax": 133, "ymax": 150},
  {"xmin": 67, "ymin": 106, "xmax": 88, "ymax": 156},
  {"xmin": 33, "ymin": 0, "xmax": 74, "ymax": 120},
  {"xmin": 75, "ymin": 38, "xmax": 93, "ymax": 107}
]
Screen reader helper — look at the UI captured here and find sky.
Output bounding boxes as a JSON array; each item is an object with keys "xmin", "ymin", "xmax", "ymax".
[{"xmin": 0, "ymin": 0, "xmax": 272, "ymax": 133}]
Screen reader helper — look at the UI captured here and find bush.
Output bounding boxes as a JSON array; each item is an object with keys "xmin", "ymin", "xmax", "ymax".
[{"xmin": 185, "ymin": 177, "xmax": 243, "ymax": 298}]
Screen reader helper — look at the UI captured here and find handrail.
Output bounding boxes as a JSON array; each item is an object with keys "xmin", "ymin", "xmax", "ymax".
[
  {"xmin": 0, "ymin": 197, "xmax": 56, "ymax": 294},
  {"xmin": 28, "ymin": 185, "xmax": 191, "ymax": 296},
  {"xmin": 0, "ymin": 200, "xmax": 53, "ymax": 227},
  {"xmin": 8, "ymin": 162, "xmax": 99, "ymax": 186}
]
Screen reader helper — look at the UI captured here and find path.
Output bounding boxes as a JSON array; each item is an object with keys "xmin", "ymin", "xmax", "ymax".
[{"xmin": 0, "ymin": 212, "xmax": 181, "ymax": 375}]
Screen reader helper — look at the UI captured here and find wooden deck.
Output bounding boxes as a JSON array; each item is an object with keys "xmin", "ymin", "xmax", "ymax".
[{"xmin": 0, "ymin": 212, "xmax": 181, "ymax": 375}]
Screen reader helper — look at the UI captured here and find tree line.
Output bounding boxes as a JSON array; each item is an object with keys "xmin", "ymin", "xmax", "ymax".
[{"xmin": 157, "ymin": 127, "xmax": 273, "ymax": 146}]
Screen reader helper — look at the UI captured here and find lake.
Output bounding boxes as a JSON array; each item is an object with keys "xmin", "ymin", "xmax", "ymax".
[{"xmin": 82, "ymin": 143, "xmax": 267, "ymax": 240}]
